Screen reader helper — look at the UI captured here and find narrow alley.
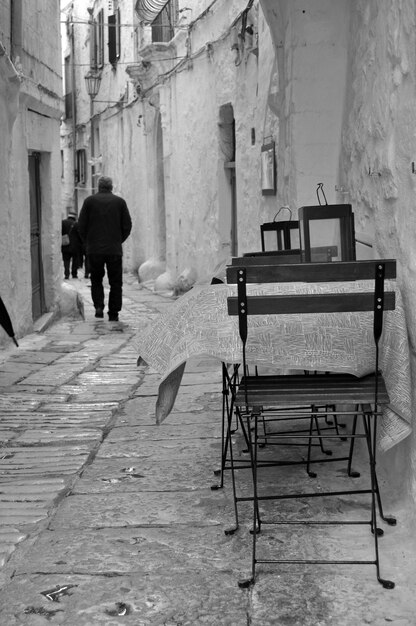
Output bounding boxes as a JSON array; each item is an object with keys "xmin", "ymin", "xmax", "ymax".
[{"xmin": 0, "ymin": 276, "xmax": 414, "ymax": 625}]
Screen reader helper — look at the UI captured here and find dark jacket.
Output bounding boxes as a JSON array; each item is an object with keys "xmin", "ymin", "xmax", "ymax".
[
  {"xmin": 78, "ymin": 191, "xmax": 132, "ymax": 256},
  {"xmin": 61, "ymin": 217, "xmax": 76, "ymax": 251},
  {"xmin": 69, "ymin": 222, "xmax": 83, "ymax": 256}
]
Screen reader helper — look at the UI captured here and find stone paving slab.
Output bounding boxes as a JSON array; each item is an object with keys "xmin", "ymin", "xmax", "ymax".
[
  {"xmin": 14, "ymin": 428, "xmax": 103, "ymax": 444},
  {"xmin": 0, "ymin": 445, "xmax": 91, "ymax": 477},
  {"xmin": 97, "ymin": 435, "xmax": 221, "ymax": 460},
  {"xmin": 0, "ymin": 365, "xmax": 39, "ymax": 386},
  {"xmin": 0, "ymin": 478, "xmax": 67, "ymax": 495},
  {"xmin": 180, "ymin": 372, "xmax": 222, "ymax": 386},
  {"xmin": 0, "ymin": 396, "xmax": 43, "ymax": 409},
  {"xmin": 14, "ymin": 525, "xmax": 247, "ymax": 576},
  {"xmin": 0, "ymin": 412, "xmax": 114, "ymax": 429},
  {"xmin": 50, "ymin": 490, "xmax": 233, "ymax": 529},
  {"xmin": 106, "ymin": 422, "xmax": 221, "ymax": 441},
  {"xmin": 118, "ymin": 405, "xmax": 216, "ymax": 426},
  {"xmin": 7, "ymin": 351, "xmax": 63, "ymax": 365},
  {"xmin": 40, "ymin": 402, "xmax": 118, "ymax": 413},
  {"xmin": 0, "ymin": 430, "xmax": 17, "ymax": 443},
  {"xmin": 117, "ymin": 394, "xmax": 211, "ymax": 423},
  {"xmin": 117, "ymin": 397, "xmax": 158, "ymax": 422},
  {"xmin": 72, "ymin": 457, "xmax": 222, "ymax": 493},
  {"xmin": 18, "ymin": 366, "xmax": 86, "ymax": 387},
  {"xmin": 76, "ymin": 372, "xmax": 141, "ymax": 384},
  {"xmin": 184, "ymin": 355, "xmax": 224, "ymax": 371},
  {"xmin": 56, "ymin": 389, "xmax": 134, "ymax": 403},
  {"xmin": 0, "ymin": 571, "xmax": 249, "ymax": 626}
]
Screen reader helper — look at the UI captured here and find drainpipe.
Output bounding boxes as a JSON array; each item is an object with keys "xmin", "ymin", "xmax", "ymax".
[{"xmin": 70, "ymin": 18, "xmax": 78, "ymax": 214}]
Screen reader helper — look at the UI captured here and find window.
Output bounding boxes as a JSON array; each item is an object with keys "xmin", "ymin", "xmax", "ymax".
[
  {"xmin": 151, "ymin": 0, "xmax": 178, "ymax": 43},
  {"xmin": 64, "ymin": 55, "xmax": 72, "ymax": 119},
  {"xmin": 91, "ymin": 9, "xmax": 105, "ymax": 69},
  {"xmin": 97, "ymin": 9, "xmax": 105, "ymax": 67},
  {"xmin": 76, "ymin": 149, "xmax": 87, "ymax": 185},
  {"xmin": 108, "ymin": 8, "xmax": 121, "ymax": 66}
]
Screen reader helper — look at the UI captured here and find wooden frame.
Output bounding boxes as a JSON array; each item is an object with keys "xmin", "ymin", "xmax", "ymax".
[
  {"xmin": 298, "ymin": 204, "xmax": 356, "ymax": 263},
  {"xmin": 261, "ymin": 141, "xmax": 276, "ymax": 195},
  {"xmin": 260, "ymin": 220, "xmax": 299, "ymax": 251}
]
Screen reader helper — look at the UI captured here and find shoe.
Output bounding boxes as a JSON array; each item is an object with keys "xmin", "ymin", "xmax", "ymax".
[
  {"xmin": 108, "ymin": 312, "xmax": 119, "ymax": 322},
  {"xmin": 64, "ymin": 275, "xmax": 69, "ymax": 280},
  {"xmin": 72, "ymin": 274, "xmax": 78, "ymax": 279},
  {"xmin": 95, "ymin": 307, "xmax": 104, "ymax": 318}
]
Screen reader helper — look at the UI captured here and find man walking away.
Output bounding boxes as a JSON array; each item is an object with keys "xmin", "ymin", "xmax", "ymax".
[
  {"xmin": 78, "ymin": 176, "xmax": 132, "ymax": 321},
  {"xmin": 61, "ymin": 210, "xmax": 78, "ymax": 279}
]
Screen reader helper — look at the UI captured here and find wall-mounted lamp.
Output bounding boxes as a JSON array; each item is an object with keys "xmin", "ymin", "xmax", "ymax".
[
  {"xmin": 84, "ymin": 69, "xmax": 102, "ymax": 193},
  {"xmin": 84, "ymin": 69, "xmax": 102, "ymax": 100}
]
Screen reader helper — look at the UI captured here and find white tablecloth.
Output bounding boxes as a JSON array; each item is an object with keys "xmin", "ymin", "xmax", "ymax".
[{"xmin": 134, "ymin": 280, "xmax": 411, "ymax": 451}]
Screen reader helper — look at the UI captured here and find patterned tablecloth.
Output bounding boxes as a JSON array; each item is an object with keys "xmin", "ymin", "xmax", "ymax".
[{"xmin": 134, "ymin": 280, "xmax": 411, "ymax": 451}]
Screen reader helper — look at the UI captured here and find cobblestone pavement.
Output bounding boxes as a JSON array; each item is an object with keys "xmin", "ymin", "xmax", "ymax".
[{"xmin": 0, "ymin": 274, "xmax": 415, "ymax": 625}]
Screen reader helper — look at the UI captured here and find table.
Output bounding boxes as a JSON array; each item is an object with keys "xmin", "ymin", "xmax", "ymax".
[{"xmin": 134, "ymin": 281, "xmax": 412, "ymax": 451}]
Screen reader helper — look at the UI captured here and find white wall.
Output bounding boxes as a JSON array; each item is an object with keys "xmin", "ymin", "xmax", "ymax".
[
  {"xmin": 0, "ymin": 0, "xmax": 62, "ymax": 347},
  {"xmin": 260, "ymin": 0, "xmax": 416, "ymax": 508}
]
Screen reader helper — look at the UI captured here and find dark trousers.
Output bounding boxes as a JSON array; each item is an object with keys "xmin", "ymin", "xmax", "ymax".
[
  {"xmin": 62, "ymin": 251, "xmax": 78, "ymax": 278},
  {"xmin": 88, "ymin": 254, "xmax": 123, "ymax": 314}
]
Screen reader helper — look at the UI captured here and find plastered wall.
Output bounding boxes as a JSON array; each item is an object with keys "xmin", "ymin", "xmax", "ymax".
[
  {"xmin": 0, "ymin": 0, "xmax": 63, "ymax": 347},
  {"xmin": 341, "ymin": 0, "xmax": 416, "ymax": 504},
  {"xmin": 260, "ymin": 0, "xmax": 416, "ymax": 506}
]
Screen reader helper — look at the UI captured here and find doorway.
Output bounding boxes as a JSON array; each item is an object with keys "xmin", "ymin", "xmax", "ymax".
[
  {"xmin": 155, "ymin": 112, "xmax": 167, "ymax": 262},
  {"xmin": 218, "ymin": 103, "xmax": 237, "ymax": 257},
  {"xmin": 28, "ymin": 152, "xmax": 45, "ymax": 320}
]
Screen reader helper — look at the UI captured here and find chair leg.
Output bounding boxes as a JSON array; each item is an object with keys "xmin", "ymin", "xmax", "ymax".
[
  {"xmin": 361, "ymin": 411, "xmax": 397, "ymax": 526},
  {"xmin": 363, "ymin": 412, "xmax": 395, "ymax": 589},
  {"xmin": 306, "ymin": 407, "xmax": 333, "ymax": 479},
  {"xmin": 306, "ymin": 416, "xmax": 318, "ymax": 478},
  {"xmin": 238, "ymin": 411, "xmax": 259, "ymax": 588},
  {"xmin": 224, "ymin": 407, "xmax": 240, "ymax": 536},
  {"xmin": 347, "ymin": 409, "xmax": 361, "ymax": 478},
  {"xmin": 212, "ymin": 365, "xmax": 228, "ymax": 487},
  {"xmin": 312, "ymin": 406, "xmax": 332, "ymax": 456},
  {"xmin": 213, "ymin": 364, "xmax": 240, "ymax": 488}
]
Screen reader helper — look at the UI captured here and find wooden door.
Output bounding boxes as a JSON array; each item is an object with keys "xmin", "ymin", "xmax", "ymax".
[{"xmin": 28, "ymin": 153, "xmax": 45, "ymax": 320}]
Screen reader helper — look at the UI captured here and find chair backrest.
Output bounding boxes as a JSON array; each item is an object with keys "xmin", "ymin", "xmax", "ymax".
[
  {"xmin": 226, "ymin": 260, "xmax": 396, "ymax": 394},
  {"xmin": 260, "ymin": 220, "xmax": 300, "ymax": 252}
]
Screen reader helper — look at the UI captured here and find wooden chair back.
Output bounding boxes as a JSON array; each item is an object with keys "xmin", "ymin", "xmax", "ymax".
[{"xmin": 226, "ymin": 260, "xmax": 396, "ymax": 385}]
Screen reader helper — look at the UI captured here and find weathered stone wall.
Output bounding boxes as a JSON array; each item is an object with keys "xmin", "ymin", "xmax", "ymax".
[
  {"xmin": 341, "ymin": 0, "xmax": 416, "ymax": 504},
  {"xmin": 260, "ymin": 0, "xmax": 416, "ymax": 506},
  {"xmin": 159, "ymin": 1, "xmax": 271, "ymax": 281},
  {"xmin": 0, "ymin": 1, "xmax": 11, "ymax": 50},
  {"xmin": 0, "ymin": 0, "xmax": 62, "ymax": 348}
]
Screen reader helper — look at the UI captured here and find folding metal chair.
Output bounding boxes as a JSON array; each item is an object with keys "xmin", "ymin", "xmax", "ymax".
[
  {"xmin": 212, "ymin": 251, "xmax": 347, "ymax": 492},
  {"xmin": 226, "ymin": 260, "xmax": 397, "ymax": 589}
]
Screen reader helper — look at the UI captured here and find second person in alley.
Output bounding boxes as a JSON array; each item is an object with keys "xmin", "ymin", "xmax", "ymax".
[{"xmin": 78, "ymin": 176, "xmax": 132, "ymax": 322}]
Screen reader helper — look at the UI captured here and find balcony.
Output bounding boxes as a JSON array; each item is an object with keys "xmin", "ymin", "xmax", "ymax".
[{"xmin": 135, "ymin": 0, "xmax": 178, "ymax": 43}]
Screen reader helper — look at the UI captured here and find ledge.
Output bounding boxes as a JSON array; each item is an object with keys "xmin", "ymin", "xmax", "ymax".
[{"xmin": 126, "ymin": 42, "xmax": 176, "ymax": 93}]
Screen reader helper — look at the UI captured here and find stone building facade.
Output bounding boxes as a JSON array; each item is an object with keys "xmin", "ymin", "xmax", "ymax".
[
  {"xmin": 61, "ymin": 0, "xmax": 416, "ymax": 507},
  {"xmin": 0, "ymin": 0, "xmax": 63, "ymax": 345}
]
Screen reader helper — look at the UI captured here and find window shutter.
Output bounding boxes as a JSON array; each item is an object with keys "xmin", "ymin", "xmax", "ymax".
[{"xmin": 108, "ymin": 14, "xmax": 117, "ymax": 64}]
